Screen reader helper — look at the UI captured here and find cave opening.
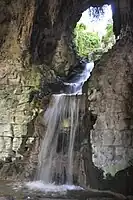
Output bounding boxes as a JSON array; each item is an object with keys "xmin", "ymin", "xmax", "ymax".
[{"xmin": 73, "ymin": 4, "xmax": 116, "ymax": 62}]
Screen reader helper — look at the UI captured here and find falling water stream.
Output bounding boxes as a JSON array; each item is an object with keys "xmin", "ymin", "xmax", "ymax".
[
  {"xmin": 28, "ymin": 61, "xmax": 94, "ymax": 190},
  {"xmin": 36, "ymin": 94, "xmax": 81, "ymax": 184},
  {"xmin": 0, "ymin": 62, "xmax": 94, "ymax": 199}
]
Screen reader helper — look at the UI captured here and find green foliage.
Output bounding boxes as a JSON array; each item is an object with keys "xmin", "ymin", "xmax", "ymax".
[
  {"xmin": 74, "ymin": 22, "xmax": 115, "ymax": 61},
  {"xmin": 101, "ymin": 23, "xmax": 115, "ymax": 49},
  {"xmin": 74, "ymin": 23, "xmax": 101, "ymax": 60}
]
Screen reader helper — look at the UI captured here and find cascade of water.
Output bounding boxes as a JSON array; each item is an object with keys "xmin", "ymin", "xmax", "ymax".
[
  {"xmin": 36, "ymin": 95, "xmax": 63, "ymax": 183},
  {"xmin": 67, "ymin": 97, "xmax": 80, "ymax": 184},
  {"xmin": 63, "ymin": 61, "xmax": 94, "ymax": 94},
  {"xmin": 36, "ymin": 94, "xmax": 82, "ymax": 184},
  {"xmin": 35, "ymin": 62, "xmax": 94, "ymax": 185}
]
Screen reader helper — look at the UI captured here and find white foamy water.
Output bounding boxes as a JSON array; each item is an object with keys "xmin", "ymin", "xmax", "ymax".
[
  {"xmin": 25, "ymin": 181, "xmax": 83, "ymax": 193},
  {"xmin": 64, "ymin": 62, "xmax": 94, "ymax": 94}
]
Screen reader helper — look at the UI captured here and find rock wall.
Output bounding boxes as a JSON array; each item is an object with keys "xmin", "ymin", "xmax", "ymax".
[
  {"xmin": 0, "ymin": 60, "xmax": 41, "ymax": 161},
  {"xmin": 89, "ymin": 39, "xmax": 133, "ymax": 176},
  {"xmin": 0, "ymin": 0, "xmax": 77, "ymax": 163}
]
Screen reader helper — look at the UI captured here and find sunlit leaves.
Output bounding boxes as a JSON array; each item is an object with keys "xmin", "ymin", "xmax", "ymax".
[
  {"xmin": 102, "ymin": 23, "xmax": 115, "ymax": 49},
  {"xmin": 74, "ymin": 22, "xmax": 115, "ymax": 61},
  {"xmin": 74, "ymin": 23, "xmax": 101, "ymax": 60}
]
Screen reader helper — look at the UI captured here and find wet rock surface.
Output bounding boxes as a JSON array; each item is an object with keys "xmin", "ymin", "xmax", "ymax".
[
  {"xmin": 0, "ymin": 180, "xmax": 132, "ymax": 200},
  {"xmin": 102, "ymin": 166, "xmax": 133, "ymax": 196}
]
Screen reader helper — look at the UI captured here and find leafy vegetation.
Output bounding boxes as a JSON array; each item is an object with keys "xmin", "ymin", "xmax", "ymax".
[
  {"xmin": 101, "ymin": 23, "xmax": 115, "ymax": 49},
  {"xmin": 73, "ymin": 22, "xmax": 115, "ymax": 61}
]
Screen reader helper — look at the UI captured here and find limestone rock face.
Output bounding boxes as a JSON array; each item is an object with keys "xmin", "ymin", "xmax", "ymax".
[
  {"xmin": 89, "ymin": 39, "xmax": 133, "ymax": 176},
  {"xmin": 0, "ymin": 0, "xmax": 78, "ymax": 164}
]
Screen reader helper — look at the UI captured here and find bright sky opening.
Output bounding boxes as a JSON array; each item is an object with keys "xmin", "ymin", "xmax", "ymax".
[{"xmin": 78, "ymin": 5, "xmax": 112, "ymax": 37}]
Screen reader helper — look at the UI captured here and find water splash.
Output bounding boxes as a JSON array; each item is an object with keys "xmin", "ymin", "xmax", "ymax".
[{"xmin": 25, "ymin": 181, "xmax": 83, "ymax": 193}]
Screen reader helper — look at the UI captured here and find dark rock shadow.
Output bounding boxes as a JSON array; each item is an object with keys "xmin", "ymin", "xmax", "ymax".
[{"xmin": 101, "ymin": 166, "xmax": 133, "ymax": 196}]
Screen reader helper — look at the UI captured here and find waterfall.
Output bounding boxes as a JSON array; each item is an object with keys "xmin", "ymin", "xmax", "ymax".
[
  {"xmin": 63, "ymin": 61, "xmax": 94, "ymax": 94},
  {"xmin": 35, "ymin": 61, "xmax": 94, "ymax": 185},
  {"xmin": 36, "ymin": 94, "xmax": 82, "ymax": 184}
]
